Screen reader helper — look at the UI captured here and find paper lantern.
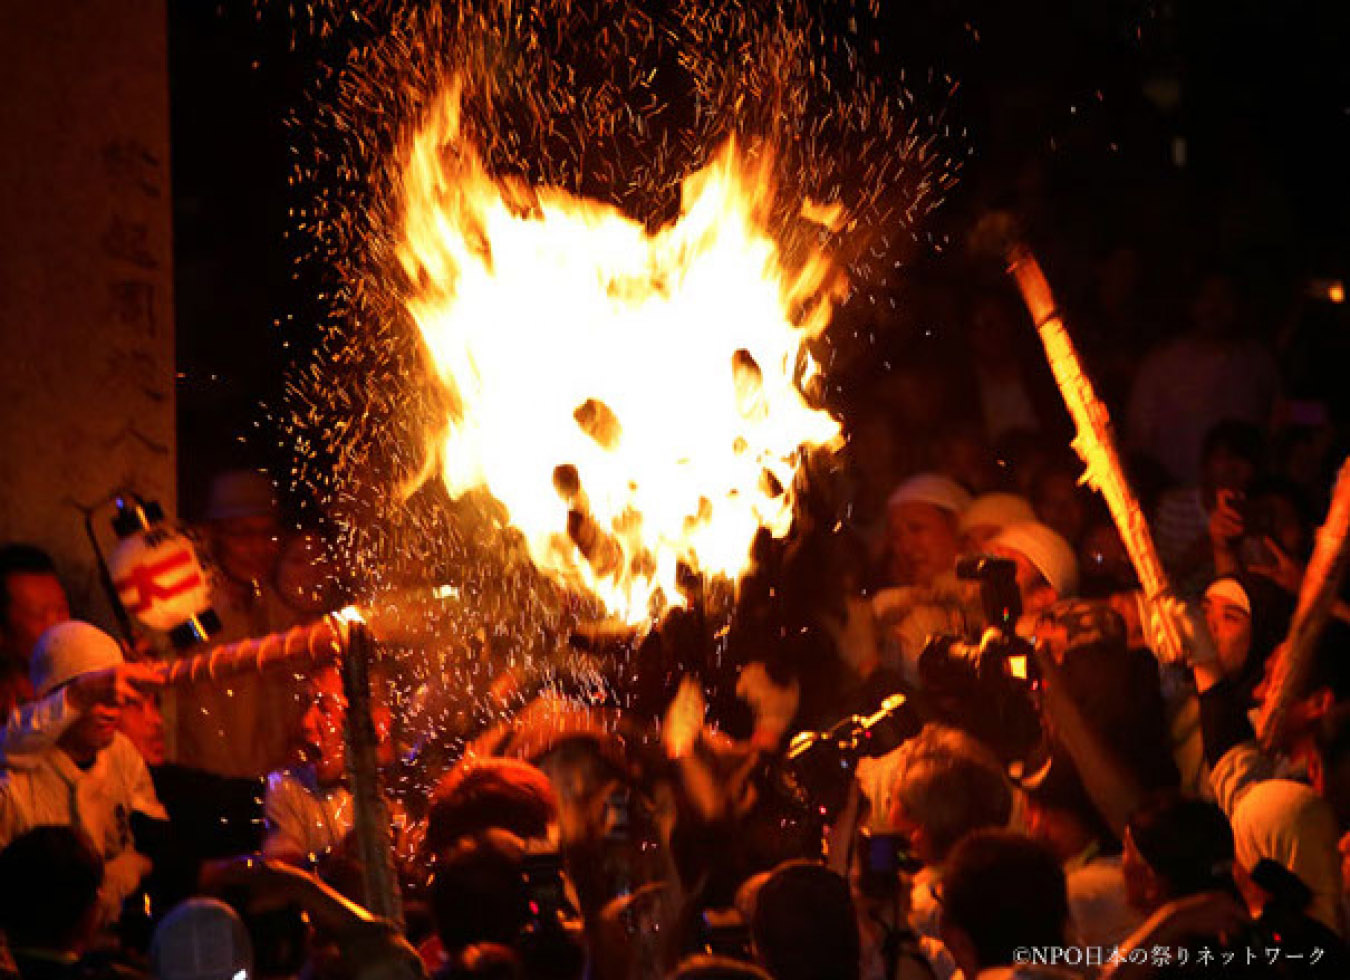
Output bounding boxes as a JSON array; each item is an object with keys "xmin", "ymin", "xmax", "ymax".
[{"xmin": 108, "ymin": 498, "xmax": 221, "ymax": 649}]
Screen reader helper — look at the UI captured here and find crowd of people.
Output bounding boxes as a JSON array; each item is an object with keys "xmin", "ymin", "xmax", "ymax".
[{"xmin": 2, "ymin": 242, "xmax": 1350, "ymax": 980}]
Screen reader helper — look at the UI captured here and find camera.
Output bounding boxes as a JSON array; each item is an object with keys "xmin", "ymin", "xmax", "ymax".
[
  {"xmin": 781, "ymin": 693, "xmax": 917, "ymax": 820},
  {"xmin": 856, "ymin": 829, "xmax": 924, "ymax": 901},
  {"xmin": 957, "ymin": 555, "xmax": 1022, "ymax": 630},
  {"xmin": 917, "ymin": 630, "xmax": 1038, "ymax": 691},
  {"xmin": 918, "ymin": 556, "xmax": 1035, "ymax": 691},
  {"xmin": 915, "ymin": 557, "xmax": 1043, "ymax": 763},
  {"xmin": 518, "ymin": 845, "xmax": 576, "ymax": 942},
  {"xmin": 860, "ymin": 829, "xmax": 923, "ymax": 876}
]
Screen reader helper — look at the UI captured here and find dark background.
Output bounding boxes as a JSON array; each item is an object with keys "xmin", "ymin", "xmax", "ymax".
[{"xmin": 169, "ymin": 0, "xmax": 1350, "ymax": 519}]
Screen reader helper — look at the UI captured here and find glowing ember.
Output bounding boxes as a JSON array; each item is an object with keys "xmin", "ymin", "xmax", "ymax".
[{"xmin": 396, "ymin": 87, "xmax": 844, "ymax": 623}]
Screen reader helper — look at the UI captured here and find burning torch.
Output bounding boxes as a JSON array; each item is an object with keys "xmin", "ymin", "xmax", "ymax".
[
  {"xmin": 1256, "ymin": 457, "xmax": 1350, "ymax": 749},
  {"xmin": 970, "ymin": 215, "xmax": 1190, "ymax": 664}
]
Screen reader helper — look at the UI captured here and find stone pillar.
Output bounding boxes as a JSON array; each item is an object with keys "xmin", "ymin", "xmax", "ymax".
[{"xmin": 0, "ymin": 0, "xmax": 175, "ymax": 631}]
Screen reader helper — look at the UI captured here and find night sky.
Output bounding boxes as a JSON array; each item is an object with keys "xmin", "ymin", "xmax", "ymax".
[{"xmin": 168, "ymin": 0, "xmax": 1350, "ymax": 519}]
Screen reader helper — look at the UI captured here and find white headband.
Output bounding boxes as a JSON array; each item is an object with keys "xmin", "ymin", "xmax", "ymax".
[{"xmin": 1205, "ymin": 577, "xmax": 1251, "ymax": 616}]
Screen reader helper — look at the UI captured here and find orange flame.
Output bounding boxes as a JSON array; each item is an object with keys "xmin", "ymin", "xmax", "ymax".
[{"xmin": 396, "ymin": 88, "xmax": 844, "ymax": 623}]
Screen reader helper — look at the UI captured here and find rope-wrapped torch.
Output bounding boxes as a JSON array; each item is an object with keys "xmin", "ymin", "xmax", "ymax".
[
  {"xmin": 154, "ymin": 583, "xmax": 464, "ymax": 687},
  {"xmin": 156, "ymin": 610, "xmax": 404, "ymax": 923},
  {"xmin": 1256, "ymin": 457, "xmax": 1350, "ymax": 749},
  {"xmin": 157, "ymin": 618, "xmax": 344, "ymax": 686},
  {"xmin": 340, "ymin": 620, "xmax": 404, "ymax": 926},
  {"xmin": 1005, "ymin": 244, "xmax": 1187, "ymax": 664}
]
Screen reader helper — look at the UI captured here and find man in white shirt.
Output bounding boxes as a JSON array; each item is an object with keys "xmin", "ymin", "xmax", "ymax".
[
  {"xmin": 264, "ymin": 666, "xmax": 355, "ymax": 864},
  {"xmin": 855, "ymin": 724, "xmax": 1014, "ymax": 979},
  {"xmin": 171, "ymin": 469, "xmax": 303, "ymax": 779},
  {"xmin": 263, "ymin": 665, "xmax": 401, "ymax": 867},
  {"xmin": 0, "ymin": 620, "xmax": 168, "ymax": 923},
  {"xmin": 1024, "ymin": 767, "xmax": 1141, "ymax": 948}
]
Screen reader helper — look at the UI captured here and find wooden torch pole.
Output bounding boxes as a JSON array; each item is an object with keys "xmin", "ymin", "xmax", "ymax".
[{"xmin": 340, "ymin": 620, "xmax": 403, "ymax": 926}]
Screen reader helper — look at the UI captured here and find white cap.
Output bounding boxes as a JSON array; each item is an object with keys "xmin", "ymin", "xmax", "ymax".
[
  {"xmin": 30, "ymin": 621, "xmax": 124, "ymax": 697},
  {"xmin": 887, "ymin": 473, "xmax": 972, "ymax": 515},
  {"xmin": 151, "ymin": 898, "xmax": 253, "ymax": 980},
  {"xmin": 959, "ymin": 492, "xmax": 1035, "ymax": 534},
  {"xmin": 992, "ymin": 521, "xmax": 1079, "ymax": 598}
]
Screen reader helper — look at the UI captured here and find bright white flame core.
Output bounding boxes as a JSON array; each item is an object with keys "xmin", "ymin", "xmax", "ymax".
[{"xmin": 397, "ymin": 90, "xmax": 844, "ymax": 623}]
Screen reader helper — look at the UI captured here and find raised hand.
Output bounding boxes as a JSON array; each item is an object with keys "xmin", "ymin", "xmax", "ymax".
[{"xmin": 66, "ymin": 662, "xmax": 165, "ymax": 712}]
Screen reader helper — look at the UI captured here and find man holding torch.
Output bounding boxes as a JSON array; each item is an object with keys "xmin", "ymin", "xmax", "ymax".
[
  {"xmin": 171, "ymin": 470, "xmax": 308, "ymax": 779},
  {"xmin": 0, "ymin": 622, "xmax": 168, "ymax": 925}
]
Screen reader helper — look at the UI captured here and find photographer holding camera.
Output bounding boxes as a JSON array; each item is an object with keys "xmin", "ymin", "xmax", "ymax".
[
  {"xmin": 853, "ymin": 724, "xmax": 1014, "ymax": 980},
  {"xmin": 986, "ymin": 523, "xmax": 1081, "ymax": 620},
  {"xmin": 910, "ymin": 549, "xmax": 1181, "ymax": 957},
  {"xmin": 908, "ymin": 522, "xmax": 1078, "ymax": 769},
  {"xmin": 882, "ymin": 520, "xmax": 1079, "ymax": 690}
]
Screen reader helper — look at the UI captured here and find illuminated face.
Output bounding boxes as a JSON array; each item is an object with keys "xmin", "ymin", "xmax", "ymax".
[
  {"xmin": 1203, "ymin": 593, "xmax": 1252, "ymax": 679},
  {"xmin": 275, "ymin": 531, "xmax": 336, "ymax": 613},
  {"xmin": 301, "ymin": 669, "xmax": 349, "ymax": 784},
  {"xmin": 119, "ymin": 688, "xmax": 167, "ymax": 767},
  {"xmin": 887, "ymin": 502, "xmax": 959, "ymax": 587},
  {"xmin": 1, "ymin": 572, "xmax": 70, "ymax": 663},
  {"xmin": 209, "ymin": 515, "xmax": 281, "ymax": 586},
  {"xmin": 59, "ymin": 689, "xmax": 121, "ymax": 761},
  {"xmin": 299, "ymin": 667, "xmax": 393, "ymax": 784}
]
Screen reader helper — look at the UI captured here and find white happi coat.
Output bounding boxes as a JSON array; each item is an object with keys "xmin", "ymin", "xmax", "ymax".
[{"xmin": 0, "ymin": 733, "xmax": 167, "ymax": 920}]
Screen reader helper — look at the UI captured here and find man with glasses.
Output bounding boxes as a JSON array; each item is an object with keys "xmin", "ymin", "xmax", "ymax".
[{"xmin": 169, "ymin": 469, "xmax": 304, "ymax": 779}]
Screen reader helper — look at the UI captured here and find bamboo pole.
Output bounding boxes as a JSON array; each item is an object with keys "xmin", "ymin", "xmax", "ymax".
[
  {"xmin": 340, "ymin": 621, "xmax": 404, "ymax": 926},
  {"xmin": 1256, "ymin": 457, "xmax": 1350, "ymax": 748},
  {"xmin": 1006, "ymin": 245, "xmax": 1186, "ymax": 663}
]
